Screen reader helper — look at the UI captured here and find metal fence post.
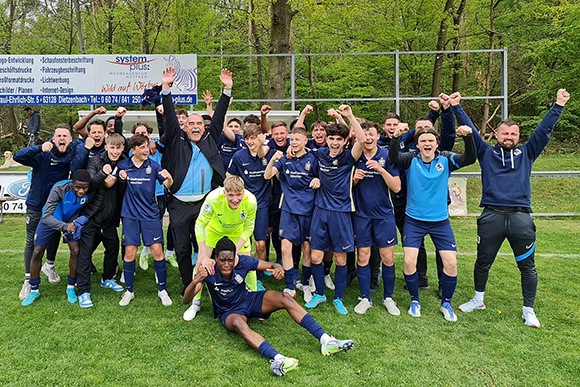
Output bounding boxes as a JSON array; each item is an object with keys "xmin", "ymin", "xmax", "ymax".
[
  {"xmin": 395, "ymin": 50, "xmax": 400, "ymax": 115},
  {"xmin": 502, "ymin": 47, "xmax": 508, "ymax": 119},
  {"xmin": 291, "ymin": 54, "xmax": 296, "ymax": 111}
]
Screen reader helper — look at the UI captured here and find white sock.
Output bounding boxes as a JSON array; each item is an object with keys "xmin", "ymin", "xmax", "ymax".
[
  {"xmin": 274, "ymin": 354, "xmax": 284, "ymax": 361},
  {"xmin": 320, "ymin": 333, "xmax": 332, "ymax": 345},
  {"xmin": 474, "ymin": 291, "xmax": 485, "ymax": 304},
  {"xmin": 192, "ymin": 299, "xmax": 201, "ymax": 306},
  {"xmin": 67, "ymin": 284, "xmax": 74, "ymax": 289},
  {"xmin": 45, "ymin": 261, "xmax": 55, "ymax": 268}
]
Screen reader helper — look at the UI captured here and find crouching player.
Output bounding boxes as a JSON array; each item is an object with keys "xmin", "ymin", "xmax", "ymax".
[
  {"xmin": 264, "ymin": 126, "xmax": 320, "ymax": 302},
  {"xmin": 389, "ymin": 125, "xmax": 476, "ymax": 321},
  {"xmin": 22, "ymin": 170, "xmax": 100, "ymax": 306},
  {"xmin": 183, "ymin": 237, "xmax": 355, "ymax": 376},
  {"xmin": 114, "ymin": 135, "xmax": 174, "ymax": 307}
]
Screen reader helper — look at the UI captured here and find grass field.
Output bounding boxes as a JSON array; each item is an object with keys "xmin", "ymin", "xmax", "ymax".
[{"xmin": 1, "ymin": 216, "xmax": 579, "ymax": 386}]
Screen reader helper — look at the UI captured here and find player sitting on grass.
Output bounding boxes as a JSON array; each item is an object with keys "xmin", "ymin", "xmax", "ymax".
[
  {"xmin": 22, "ymin": 170, "xmax": 100, "ymax": 306},
  {"xmin": 183, "ymin": 236, "xmax": 355, "ymax": 377},
  {"xmin": 389, "ymin": 124, "xmax": 476, "ymax": 322},
  {"xmin": 264, "ymin": 126, "xmax": 320, "ymax": 302},
  {"xmin": 114, "ymin": 135, "xmax": 174, "ymax": 307}
]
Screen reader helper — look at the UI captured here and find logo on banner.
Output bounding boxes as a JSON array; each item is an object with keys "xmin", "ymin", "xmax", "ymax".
[
  {"xmin": 106, "ymin": 55, "xmax": 155, "ymax": 71},
  {"xmin": 6, "ymin": 179, "xmax": 30, "ymax": 200}
]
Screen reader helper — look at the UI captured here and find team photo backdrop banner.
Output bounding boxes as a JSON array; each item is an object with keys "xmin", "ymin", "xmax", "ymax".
[{"xmin": 0, "ymin": 54, "xmax": 197, "ymax": 105}]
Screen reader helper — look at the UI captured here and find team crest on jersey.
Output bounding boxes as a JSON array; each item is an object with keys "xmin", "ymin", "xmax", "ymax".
[
  {"xmin": 436, "ymin": 163, "xmax": 444, "ymax": 171},
  {"xmin": 240, "ymin": 210, "xmax": 246, "ymax": 220},
  {"xmin": 234, "ymin": 273, "xmax": 244, "ymax": 284},
  {"xmin": 262, "ymin": 158, "xmax": 267, "ymax": 166},
  {"xmin": 400, "ymin": 142, "xmax": 405, "ymax": 150},
  {"xmin": 203, "ymin": 204, "xmax": 211, "ymax": 215},
  {"xmin": 378, "ymin": 158, "xmax": 385, "ymax": 167},
  {"xmin": 279, "ymin": 229, "xmax": 283, "ymax": 237},
  {"xmin": 146, "ymin": 166, "xmax": 152, "ymax": 174},
  {"xmin": 80, "ymin": 198, "xmax": 87, "ymax": 205},
  {"xmin": 514, "ymin": 148, "xmax": 522, "ymax": 156},
  {"xmin": 305, "ymin": 161, "xmax": 311, "ymax": 171},
  {"xmin": 332, "ymin": 159, "xmax": 338, "ymax": 166}
]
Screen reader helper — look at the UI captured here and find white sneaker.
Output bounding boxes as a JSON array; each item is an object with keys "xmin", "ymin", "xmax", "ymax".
[
  {"xmin": 158, "ymin": 289, "xmax": 173, "ymax": 306},
  {"xmin": 308, "ymin": 276, "xmax": 315, "ymax": 292},
  {"xmin": 324, "ymin": 274, "xmax": 335, "ymax": 290},
  {"xmin": 459, "ymin": 297, "xmax": 486, "ymax": 313},
  {"xmin": 303, "ymin": 286, "xmax": 313, "ymax": 303},
  {"xmin": 139, "ymin": 247, "xmax": 150, "ymax": 270},
  {"xmin": 183, "ymin": 302, "xmax": 201, "ymax": 321},
  {"xmin": 382, "ymin": 297, "xmax": 401, "ymax": 316},
  {"xmin": 354, "ymin": 297, "xmax": 372, "ymax": 315},
  {"xmin": 19, "ymin": 280, "xmax": 31, "ymax": 301},
  {"xmin": 41, "ymin": 263, "xmax": 61, "ymax": 284},
  {"xmin": 283, "ymin": 288, "xmax": 297, "ymax": 298},
  {"xmin": 523, "ymin": 307, "xmax": 541, "ymax": 328},
  {"xmin": 119, "ymin": 291, "xmax": 135, "ymax": 306}
]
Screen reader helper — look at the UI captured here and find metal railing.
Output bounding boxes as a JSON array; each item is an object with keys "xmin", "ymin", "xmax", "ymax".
[{"xmin": 199, "ymin": 48, "xmax": 509, "ymax": 118}]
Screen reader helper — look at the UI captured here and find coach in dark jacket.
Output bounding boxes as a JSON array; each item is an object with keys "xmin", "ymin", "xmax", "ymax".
[{"xmin": 160, "ymin": 67, "xmax": 233, "ymax": 292}]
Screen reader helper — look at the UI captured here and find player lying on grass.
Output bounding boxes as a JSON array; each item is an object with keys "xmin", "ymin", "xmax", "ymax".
[{"xmin": 183, "ymin": 236, "xmax": 355, "ymax": 377}]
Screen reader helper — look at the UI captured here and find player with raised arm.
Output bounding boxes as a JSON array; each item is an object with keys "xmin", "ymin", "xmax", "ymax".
[
  {"xmin": 389, "ymin": 124, "xmax": 476, "ymax": 321},
  {"xmin": 451, "ymin": 89, "xmax": 570, "ymax": 328},
  {"xmin": 114, "ymin": 135, "xmax": 174, "ymax": 307},
  {"xmin": 183, "ymin": 237, "xmax": 355, "ymax": 376},
  {"xmin": 351, "ymin": 121, "xmax": 401, "ymax": 315}
]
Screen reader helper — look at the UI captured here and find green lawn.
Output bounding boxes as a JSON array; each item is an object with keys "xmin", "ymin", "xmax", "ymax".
[{"xmin": 0, "ymin": 216, "xmax": 579, "ymax": 386}]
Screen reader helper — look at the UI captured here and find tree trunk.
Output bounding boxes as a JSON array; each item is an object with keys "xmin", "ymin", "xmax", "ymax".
[
  {"xmin": 451, "ymin": 0, "xmax": 467, "ymax": 92},
  {"xmin": 72, "ymin": 0, "xmax": 87, "ymax": 54},
  {"xmin": 481, "ymin": 0, "xmax": 503, "ymax": 135},
  {"xmin": 268, "ymin": 0, "xmax": 292, "ymax": 110},
  {"xmin": 249, "ymin": 0, "xmax": 265, "ymax": 100},
  {"xmin": 431, "ymin": 0, "xmax": 454, "ymax": 97}
]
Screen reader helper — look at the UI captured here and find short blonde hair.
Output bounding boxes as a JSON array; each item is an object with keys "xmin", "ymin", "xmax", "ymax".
[{"xmin": 224, "ymin": 175, "xmax": 245, "ymax": 193}]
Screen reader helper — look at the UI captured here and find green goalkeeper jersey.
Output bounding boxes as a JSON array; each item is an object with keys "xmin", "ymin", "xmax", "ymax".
[{"xmin": 195, "ymin": 187, "xmax": 257, "ymax": 246}]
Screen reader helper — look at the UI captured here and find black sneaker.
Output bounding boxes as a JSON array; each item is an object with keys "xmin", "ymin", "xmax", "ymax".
[{"xmin": 370, "ymin": 282, "xmax": 379, "ymax": 293}]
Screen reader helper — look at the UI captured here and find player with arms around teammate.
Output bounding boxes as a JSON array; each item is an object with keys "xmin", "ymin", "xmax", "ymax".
[
  {"xmin": 389, "ymin": 125, "xmax": 476, "ymax": 321},
  {"xmin": 114, "ymin": 135, "xmax": 174, "ymax": 307},
  {"xmin": 190, "ymin": 176, "xmax": 258, "ymax": 321},
  {"xmin": 352, "ymin": 121, "xmax": 401, "ymax": 315},
  {"xmin": 264, "ymin": 126, "xmax": 320, "ymax": 302},
  {"xmin": 305, "ymin": 105, "xmax": 366, "ymax": 315},
  {"xmin": 183, "ymin": 237, "xmax": 355, "ymax": 376},
  {"xmin": 451, "ymin": 89, "xmax": 570, "ymax": 328}
]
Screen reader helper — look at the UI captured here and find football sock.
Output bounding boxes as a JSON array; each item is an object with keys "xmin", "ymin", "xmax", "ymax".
[
  {"xmin": 284, "ymin": 268, "xmax": 295, "ymax": 290},
  {"xmin": 323, "ymin": 259, "xmax": 332, "ymax": 276},
  {"xmin": 67, "ymin": 275, "xmax": 76, "ymax": 289},
  {"xmin": 154, "ymin": 259, "xmax": 167, "ymax": 291},
  {"xmin": 29, "ymin": 277, "xmax": 40, "ymax": 291},
  {"xmin": 299, "ymin": 313, "xmax": 325, "ymax": 340},
  {"xmin": 357, "ymin": 264, "xmax": 371, "ymax": 300},
  {"xmin": 258, "ymin": 341, "xmax": 279, "ymax": 360},
  {"xmin": 334, "ymin": 264, "xmax": 348, "ymax": 299},
  {"xmin": 382, "ymin": 263, "xmax": 396, "ymax": 298},
  {"xmin": 311, "ymin": 263, "xmax": 325, "ymax": 296},
  {"xmin": 46, "ymin": 260, "xmax": 55, "ymax": 268},
  {"xmin": 441, "ymin": 272, "xmax": 457, "ymax": 304},
  {"xmin": 302, "ymin": 265, "xmax": 312, "ymax": 286},
  {"xmin": 404, "ymin": 272, "xmax": 419, "ymax": 302},
  {"xmin": 123, "ymin": 260, "xmax": 136, "ymax": 292}
]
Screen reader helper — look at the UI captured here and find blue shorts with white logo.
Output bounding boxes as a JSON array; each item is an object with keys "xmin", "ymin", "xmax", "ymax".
[
  {"xmin": 310, "ymin": 207, "xmax": 354, "ymax": 253},
  {"xmin": 353, "ymin": 213, "xmax": 398, "ymax": 248},
  {"xmin": 279, "ymin": 210, "xmax": 311, "ymax": 245},
  {"xmin": 253, "ymin": 207, "xmax": 269, "ymax": 242},
  {"xmin": 122, "ymin": 218, "xmax": 164, "ymax": 246},
  {"xmin": 218, "ymin": 290, "xmax": 270, "ymax": 328},
  {"xmin": 402, "ymin": 216, "xmax": 456, "ymax": 251},
  {"xmin": 34, "ymin": 221, "xmax": 62, "ymax": 247}
]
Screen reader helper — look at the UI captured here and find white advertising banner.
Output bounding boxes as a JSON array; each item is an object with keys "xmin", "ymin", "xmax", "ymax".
[
  {"xmin": 448, "ymin": 177, "xmax": 468, "ymax": 216},
  {"xmin": 0, "ymin": 54, "xmax": 197, "ymax": 105},
  {"xmin": 0, "ymin": 172, "xmax": 29, "ymax": 213}
]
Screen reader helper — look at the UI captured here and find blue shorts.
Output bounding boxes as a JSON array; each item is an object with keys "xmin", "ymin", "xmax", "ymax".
[
  {"xmin": 353, "ymin": 213, "xmax": 398, "ymax": 248},
  {"xmin": 218, "ymin": 290, "xmax": 270, "ymax": 328},
  {"xmin": 402, "ymin": 216, "xmax": 456, "ymax": 251},
  {"xmin": 310, "ymin": 207, "xmax": 354, "ymax": 253},
  {"xmin": 34, "ymin": 221, "xmax": 63, "ymax": 247},
  {"xmin": 279, "ymin": 210, "xmax": 311, "ymax": 245},
  {"xmin": 268, "ymin": 199, "xmax": 281, "ymax": 228},
  {"xmin": 122, "ymin": 218, "xmax": 164, "ymax": 246},
  {"xmin": 254, "ymin": 207, "xmax": 269, "ymax": 242}
]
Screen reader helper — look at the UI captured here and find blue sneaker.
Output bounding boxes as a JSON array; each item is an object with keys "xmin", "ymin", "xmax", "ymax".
[
  {"xmin": 305, "ymin": 293, "xmax": 327, "ymax": 309},
  {"xmin": 256, "ymin": 280, "xmax": 266, "ymax": 291},
  {"xmin": 191, "ymin": 252, "xmax": 198, "ymax": 265},
  {"xmin": 333, "ymin": 299, "xmax": 348, "ymax": 315},
  {"xmin": 79, "ymin": 292, "xmax": 93, "ymax": 308},
  {"xmin": 408, "ymin": 300, "xmax": 421, "ymax": 318},
  {"xmin": 66, "ymin": 287, "xmax": 78, "ymax": 304},
  {"xmin": 21, "ymin": 291, "xmax": 40, "ymax": 306},
  {"xmin": 101, "ymin": 278, "xmax": 124, "ymax": 292},
  {"xmin": 440, "ymin": 301, "xmax": 457, "ymax": 322}
]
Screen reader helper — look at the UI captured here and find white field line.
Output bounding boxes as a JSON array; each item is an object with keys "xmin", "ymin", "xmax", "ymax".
[{"xmin": 0, "ymin": 250, "xmax": 579, "ymax": 258}]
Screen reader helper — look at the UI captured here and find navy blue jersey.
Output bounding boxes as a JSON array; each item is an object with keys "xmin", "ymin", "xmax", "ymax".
[
  {"xmin": 353, "ymin": 148, "xmax": 399, "ymax": 218},
  {"xmin": 312, "ymin": 147, "xmax": 356, "ymax": 212},
  {"xmin": 266, "ymin": 138, "xmax": 289, "ymax": 201},
  {"xmin": 274, "ymin": 152, "xmax": 319, "ymax": 215},
  {"xmin": 307, "ymin": 139, "xmax": 326, "ymax": 152},
  {"xmin": 116, "ymin": 157, "xmax": 166, "ymax": 220},
  {"xmin": 228, "ymin": 148, "xmax": 275, "ymax": 209},
  {"xmin": 203, "ymin": 255, "xmax": 260, "ymax": 318},
  {"xmin": 218, "ymin": 133, "xmax": 246, "ymax": 171}
]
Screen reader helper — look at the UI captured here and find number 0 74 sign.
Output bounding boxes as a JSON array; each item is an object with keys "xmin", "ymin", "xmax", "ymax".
[{"xmin": 0, "ymin": 172, "xmax": 29, "ymax": 213}]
